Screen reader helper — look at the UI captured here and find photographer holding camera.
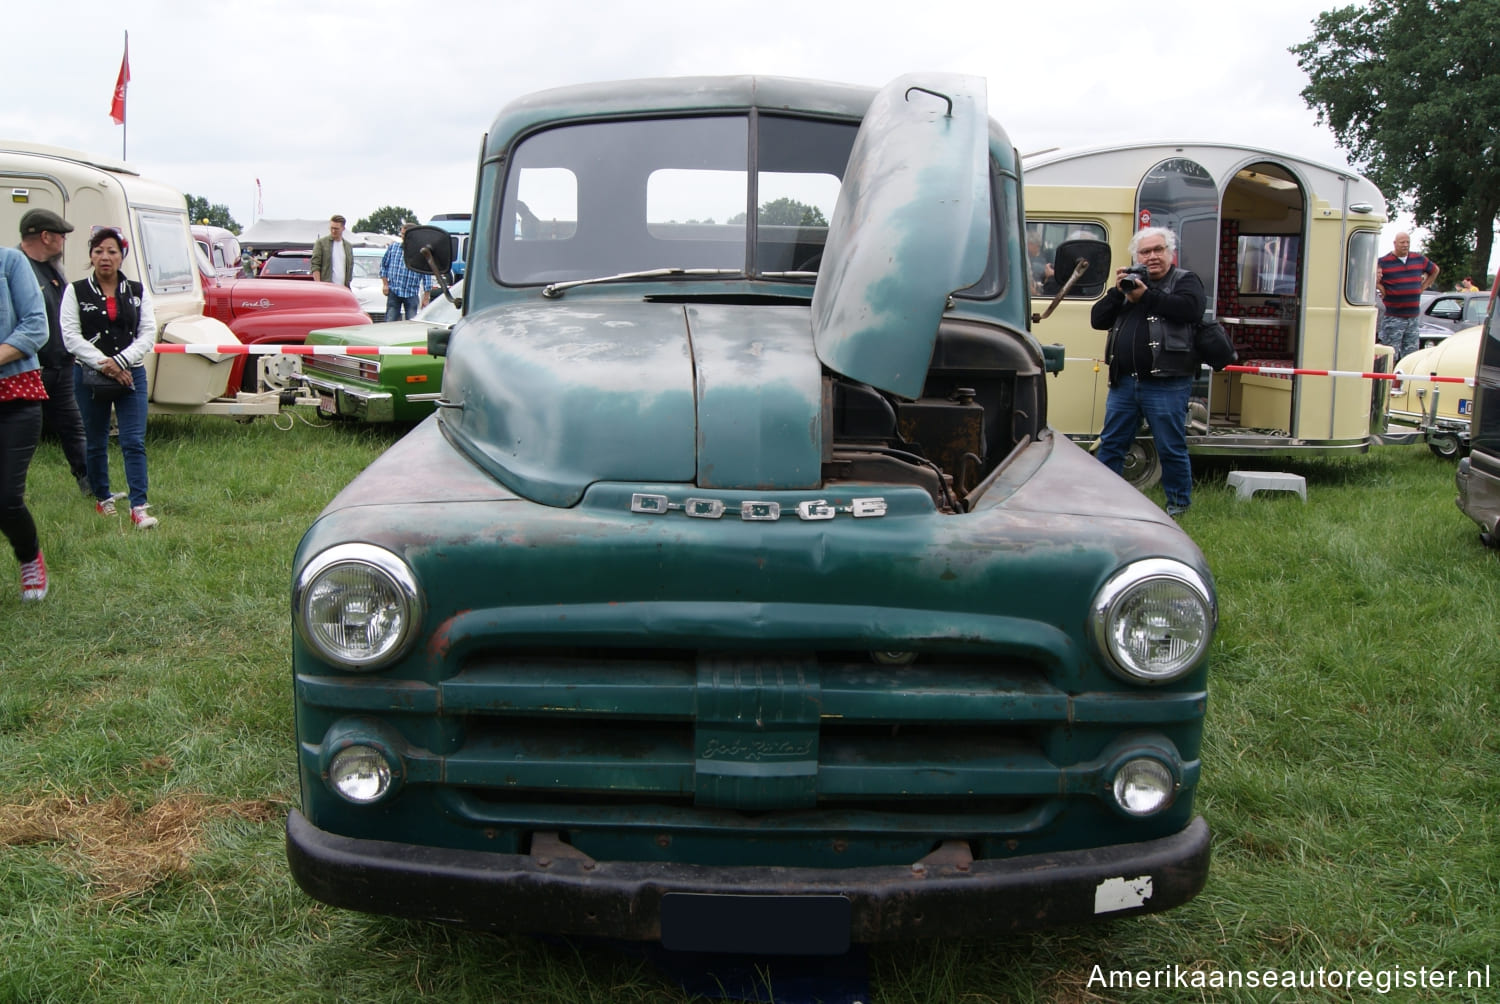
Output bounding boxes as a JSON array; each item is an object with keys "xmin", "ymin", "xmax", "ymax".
[{"xmin": 1089, "ymin": 226, "xmax": 1207, "ymax": 518}]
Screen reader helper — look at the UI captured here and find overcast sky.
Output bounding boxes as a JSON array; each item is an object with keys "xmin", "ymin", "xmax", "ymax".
[{"xmin": 2, "ymin": 0, "xmax": 1478, "ymax": 266}]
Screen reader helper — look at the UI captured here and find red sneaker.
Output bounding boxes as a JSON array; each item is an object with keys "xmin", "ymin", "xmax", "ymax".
[{"xmin": 20, "ymin": 550, "xmax": 47, "ymax": 602}]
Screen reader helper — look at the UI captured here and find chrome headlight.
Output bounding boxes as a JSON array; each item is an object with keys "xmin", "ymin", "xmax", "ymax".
[
  {"xmin": 294, "ymin": 543, "xmax": 422, "ymax": 670},
  {"xmin": 1091, "ymin": 559, "xmax": 1215, "ymax": 683}
]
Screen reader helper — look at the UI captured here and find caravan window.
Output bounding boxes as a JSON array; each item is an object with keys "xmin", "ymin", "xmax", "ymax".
[
  {"xmin": 135, "ymin": 212, "xmax": 196, "ymax": 294},
  {"xmin": 1237, "ymin": 235, "xmax": 1300, "ymax": 295},
  {"xmin": 1346, "ymin": 231, "xmax": 1379, "ymax": 305}
]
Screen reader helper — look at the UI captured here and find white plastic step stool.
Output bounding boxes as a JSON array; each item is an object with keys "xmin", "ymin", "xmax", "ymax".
[{"xmin": 1226, "ymin": 471, "xmax": 1307, "ymax": 502}]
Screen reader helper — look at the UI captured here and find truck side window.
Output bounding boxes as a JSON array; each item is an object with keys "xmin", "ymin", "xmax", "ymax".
[{"xmin": 1027, "ymin": 220, "xmax": 1106, "ymax": 297}]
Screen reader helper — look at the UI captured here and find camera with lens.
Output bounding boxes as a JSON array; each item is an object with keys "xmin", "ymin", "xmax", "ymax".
[{"xmin": 1119, "ymin": 264, "xmax": 1151, "ymax": 292}]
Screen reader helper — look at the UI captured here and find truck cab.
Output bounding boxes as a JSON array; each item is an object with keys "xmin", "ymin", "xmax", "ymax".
[{"xmin": 286, "ymin": 74, "xmax": 1218, "ymax": 954}]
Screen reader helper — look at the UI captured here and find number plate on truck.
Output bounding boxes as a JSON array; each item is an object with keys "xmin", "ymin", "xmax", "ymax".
[{"xmin": 660, "ymin": 893, "xmax": 852, "ymax": 955}]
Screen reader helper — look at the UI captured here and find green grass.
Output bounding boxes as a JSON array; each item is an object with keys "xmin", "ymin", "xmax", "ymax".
[{"xmin": 2, "ymin": 419, "xmax": 1497, "ymax": 1002}]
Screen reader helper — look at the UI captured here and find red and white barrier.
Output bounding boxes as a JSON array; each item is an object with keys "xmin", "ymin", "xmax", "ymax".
[
  {"xmin": 1062, "ymin": 357, "xmax": 1474, "ymax": 387},
  {"xmin": 154, "ymin": 344, "xmax": 430, "ymax": 356},
  {"xmin": 1223, "ymin": 364, "xmax": 1472, "ymax": 386},
  {"xmin": 161, "ymin": 345, "xmax": 1475, "ymax": 387}
]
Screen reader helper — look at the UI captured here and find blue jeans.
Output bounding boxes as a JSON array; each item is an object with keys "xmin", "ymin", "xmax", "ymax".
[
  {"xmin": 74, "ymin": 365, "xmax": 150, "ymax": 508},
  {"xmin": 385, "ymin": 292, "xmax": 422, "ymax": 322},
  {"xmin": 1096, "ymin": 374, "xmax": 1193, "ymax": 509},
  {"xmin": 1378, "ymin": 315, "xmax": 1420, "ymax": 361}
]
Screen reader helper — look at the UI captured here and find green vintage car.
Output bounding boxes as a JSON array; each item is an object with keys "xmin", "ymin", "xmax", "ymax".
[
  {"xmin": 300, "ymin": 283, "xmax": 459, "ymax": 423},
  {"xmin": 287, "ymin": 73, "xmax": 1218, "ymax": 954}
]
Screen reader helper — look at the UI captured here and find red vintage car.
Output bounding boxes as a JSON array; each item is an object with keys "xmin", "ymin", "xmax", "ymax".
[
  {"xmin": 259, "ymin": 249, "xmax": 314, "ymax": 280},
  {"xmin": 196, "ymin": 249, "xmax": 370, "ymax": 390}
]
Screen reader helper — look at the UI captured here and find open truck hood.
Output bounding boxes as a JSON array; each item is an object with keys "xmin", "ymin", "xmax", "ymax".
[{"xmin": 812, "ymin": 73, "xmax": 991, "ymax": 401}]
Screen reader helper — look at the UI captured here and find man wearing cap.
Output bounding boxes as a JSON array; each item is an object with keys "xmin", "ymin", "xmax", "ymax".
[{"xmin": 18, "ymin": 209, "xmax": 89, "ymax": 496}]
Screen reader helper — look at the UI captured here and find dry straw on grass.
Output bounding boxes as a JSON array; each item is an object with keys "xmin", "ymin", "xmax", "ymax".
[{"xmin": 0, "ymin": 790, "xmax": 279, "ymax": 899}]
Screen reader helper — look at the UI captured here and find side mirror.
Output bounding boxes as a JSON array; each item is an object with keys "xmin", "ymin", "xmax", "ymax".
[
  {"xmin": 427, "ymin": 325, "xmax": 451, "ymax": 358},
  {"xmin": 1033, "ymin": 238, "xmax": 1113, "ymax": 323},
  {"xmin": 403, "ymin": 225, "xmax": 454, "ymax": 275},
  {"xmin": 1041, "ymin": 343, "xmax": 1065, "ymax": 374},
  {"xmin": 1052, "ymin": 239, "xmax": 1111, "ymax": 299}
]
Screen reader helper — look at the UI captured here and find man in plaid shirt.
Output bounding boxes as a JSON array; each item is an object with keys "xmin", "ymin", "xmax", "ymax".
[{"xmin": 379, "ymin": 224, "xmax": 433, "ymax": 321}]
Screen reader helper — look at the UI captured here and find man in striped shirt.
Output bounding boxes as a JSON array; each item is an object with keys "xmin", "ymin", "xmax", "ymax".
[{"xmin": 1376, "ymin": 232, "xmax": 1439, "ymax": 361}]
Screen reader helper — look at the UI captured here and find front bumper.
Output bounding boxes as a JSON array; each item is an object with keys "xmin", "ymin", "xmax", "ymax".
[
  {"xmin": 286, "ymin": 810, "xmax": 1210, "ymax": 950},
  {"xmin": 302, "ymin": 374, "xmax": 394, "ymax": 422}
]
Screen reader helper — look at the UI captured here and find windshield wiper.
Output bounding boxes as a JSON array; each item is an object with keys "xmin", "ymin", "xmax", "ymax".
[
  {"xmin": 758, "ymin": 271, "xmax": 818, "ymax": 281},
  {"xmin": 541, "ymin": 267, "xmax": 741, "ymax": 299}
]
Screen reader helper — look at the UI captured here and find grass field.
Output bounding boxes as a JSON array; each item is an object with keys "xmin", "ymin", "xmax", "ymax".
[{"xmin": 1, "ymin": 413, "xmax": 1496, "ymax": 1003}]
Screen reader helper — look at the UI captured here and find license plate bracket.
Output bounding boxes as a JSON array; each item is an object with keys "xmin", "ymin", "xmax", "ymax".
[{"xmin": 660, "ymin": 892, "xmax": 852, "ymax": 956}]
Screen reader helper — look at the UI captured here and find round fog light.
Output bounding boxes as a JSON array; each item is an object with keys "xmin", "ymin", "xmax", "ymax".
[
  {"xmin": 328, "ymin": 745, "xmax": 392, "ymax": 804},
  {"xmin": 1112, "ymin": 758, "xmax": 1176, "ymax": 816}
]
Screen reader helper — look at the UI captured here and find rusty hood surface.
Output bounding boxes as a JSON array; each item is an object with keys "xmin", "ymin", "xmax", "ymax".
[{"xmin": 438, "ymin": 300, "xmax": 824, "ymax": 507}]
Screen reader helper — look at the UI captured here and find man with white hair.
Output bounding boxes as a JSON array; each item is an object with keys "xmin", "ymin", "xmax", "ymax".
[{"xmin": 1089, "ymin": 226, "xmax": 1206, "ymax": 518}]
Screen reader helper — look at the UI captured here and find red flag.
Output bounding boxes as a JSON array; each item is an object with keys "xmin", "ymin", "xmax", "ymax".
[{"xmin": 109, "ymin": 39, "xmax": 130, "ymax": 125}]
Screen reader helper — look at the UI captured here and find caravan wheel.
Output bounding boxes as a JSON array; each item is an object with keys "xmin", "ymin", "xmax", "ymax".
[
  {"xmin": 1122, "ymin": 438, "xmax": 1162, "ymax": 490},
  {"xmin": 1427, "ymin": 432, "xmax": 1466, "ymax": 461}
]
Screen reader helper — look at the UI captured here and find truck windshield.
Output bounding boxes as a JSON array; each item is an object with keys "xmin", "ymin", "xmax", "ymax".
[{"xmin": 498, "ymin": 114, "xmax": 858, "ymax": 286}]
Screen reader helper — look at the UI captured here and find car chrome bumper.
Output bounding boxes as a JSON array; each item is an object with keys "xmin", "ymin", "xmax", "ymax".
[
  {"xmin": 302, "ymin": 374, "xmax": 394, "ymax": 422},
  {"xmin": 1457, "ymin": 455, "xmax": 1500, "ymax": 543},
  {"xmin": 286, "ymin": 810, "xmax": 1210, "ymax": 950}
]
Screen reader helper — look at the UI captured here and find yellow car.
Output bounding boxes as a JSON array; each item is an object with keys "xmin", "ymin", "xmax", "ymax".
[{"xmin": 1389, "ymin": 325, "xmax": 1480, "ymax": 458}]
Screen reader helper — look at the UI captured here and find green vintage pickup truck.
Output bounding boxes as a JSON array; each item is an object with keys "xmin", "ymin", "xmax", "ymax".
[{"xmin": 286, "ymin": 73, "xmax": 1217, "ymax": 955}]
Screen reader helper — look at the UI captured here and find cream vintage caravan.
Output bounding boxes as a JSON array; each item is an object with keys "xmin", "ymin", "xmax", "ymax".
[{"xmin": 1024, "ymin": 142, "xmax": 1392, "ymax": 487}]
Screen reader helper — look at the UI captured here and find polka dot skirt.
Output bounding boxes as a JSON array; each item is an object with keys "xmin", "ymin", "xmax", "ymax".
[{"xmin": 0, "ymin": 369, "xmax": 48, "ymax": 402}]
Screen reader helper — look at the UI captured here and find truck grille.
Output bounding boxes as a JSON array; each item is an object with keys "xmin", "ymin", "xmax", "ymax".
[
  {"xmin": 298, "ymin": 648, "xmax": 1203, "ymax": 815},
  {"xmin": 303, "ymin": 354, "xmax": 380, "ymax": 382}
]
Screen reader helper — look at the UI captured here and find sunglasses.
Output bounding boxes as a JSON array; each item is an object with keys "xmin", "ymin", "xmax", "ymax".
[{"xmin": 89, "ymin": 225, "xmax": 130, "ymax": 258}]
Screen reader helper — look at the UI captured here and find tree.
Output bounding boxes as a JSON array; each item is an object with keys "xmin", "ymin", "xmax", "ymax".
[
  {"xmin": 1291, "ymin": 0, "xmax": 1500, "ymax": 284},
  {"xmin": 185, "ymin": 194, "xmax": 240, "ymax": 234},
  {"xmin": 727, "ymin": 198, "xmax": 829, "ymax": 228},
  {"xmin": 355, "ymin": 206, "xmax": 419, "ymax": 235}
]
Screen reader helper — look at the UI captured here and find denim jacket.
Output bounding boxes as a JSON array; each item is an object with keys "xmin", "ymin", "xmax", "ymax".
[{"xmin": 0, "ymin": 247, "xmax": 48, "ymax": 380}]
